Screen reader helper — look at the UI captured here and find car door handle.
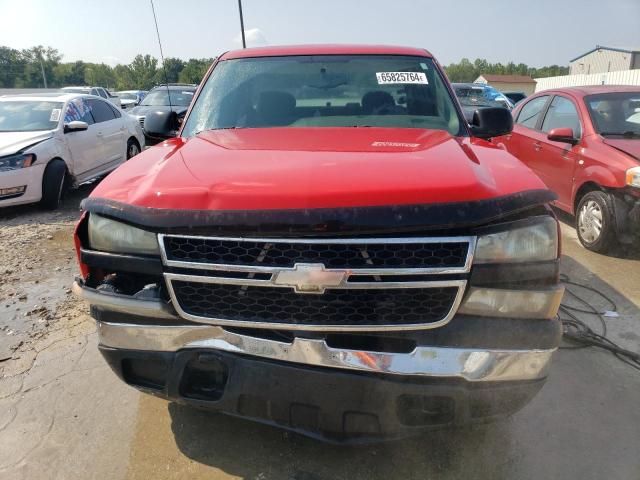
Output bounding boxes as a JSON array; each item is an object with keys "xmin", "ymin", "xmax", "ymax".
[
  {"xmin": 504, "ymin": 134, "xmax": 512, "ymax": 140},
  {"xmin": 96, "ymin": 132, "xmax": 103, "ymax": 137},
  {"xmin": 533, "ymin": 142, "xmax": 542, "ymax": 152}
]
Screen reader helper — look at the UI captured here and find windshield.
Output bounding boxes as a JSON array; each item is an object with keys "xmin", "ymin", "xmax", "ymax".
[
  {"xmin": 140, "ymin": 89, "xmax": 194, "ymax": 107},
  {"xmin": 454, "ymin": 85, "xmax": 513, "ymax": 108},
  {"xmin": 117, "ymin": 92, "xmax": 138, "ymax": 100},
  {"xmin": 62, "ymin": 88, "xmax": 89, "ymax": 94},
  {"xmin": 182, "ymin": 55, "xmax": 462, "ymax": 136},
  {"xmin": 585, "ymin": 92, "xmax": 640, "ymax": 137},
  {"xmin": 0, "ymin": 101, "xmax": 63, "ymax": 132}
]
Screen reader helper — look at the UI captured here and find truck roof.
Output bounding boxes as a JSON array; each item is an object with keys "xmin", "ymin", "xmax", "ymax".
[{"xmin": 221, "ymin": 44, "xmax": 433, "ymax": 60}]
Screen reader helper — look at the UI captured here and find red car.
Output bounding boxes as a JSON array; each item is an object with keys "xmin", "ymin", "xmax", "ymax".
[
  {"xmin": 72, "ymin": 45, "xmax": 564, "ymax": 441},
  {"xmin": 494, "ymin": 86, "xmax": 640, "ymax": 252}
]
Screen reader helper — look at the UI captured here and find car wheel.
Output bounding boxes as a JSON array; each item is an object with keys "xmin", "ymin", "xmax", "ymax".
[
  {"xmin": 575, "ymin": 190, "xmax": 617, "ymax": 253},
  {"xmin": 40, "ymin": 159, "xmax": 66, "ymax": 210},
  {"xmin": 127, "ymin": 138, "xmax": 141, "ymax": 159}
]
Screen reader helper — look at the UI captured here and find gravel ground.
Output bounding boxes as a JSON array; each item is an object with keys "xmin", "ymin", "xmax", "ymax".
[{"xmin": 0, "ymin": 186, "xmax": 93, "ymax": 364}]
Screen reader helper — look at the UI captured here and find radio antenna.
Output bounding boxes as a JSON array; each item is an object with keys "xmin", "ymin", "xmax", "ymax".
[
  {"xmin": 238, "ymin": 0, "xmax": 246, "ymax": 48},
  {"xmin": 150, "ymin": 0, "xmax": 173, "ymax": 110}
]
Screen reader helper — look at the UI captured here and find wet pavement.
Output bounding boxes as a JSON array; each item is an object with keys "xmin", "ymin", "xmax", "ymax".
[{"xmin": 1, "ymin": 196, "xmax": 639, "ymax": 480}]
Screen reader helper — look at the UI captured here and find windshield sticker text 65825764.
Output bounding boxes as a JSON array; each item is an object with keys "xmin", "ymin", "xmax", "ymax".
[{"xmin": 376, "ymin": 72, "xmax": 428, "ymax": 85}]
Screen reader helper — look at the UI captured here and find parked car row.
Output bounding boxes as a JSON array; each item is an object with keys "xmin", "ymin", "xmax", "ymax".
[
  {"xmin": 127, "ymin": 84, "xmax": 197, "ymax": 145},
  {"xmin": 452, "ymin": 83, "xmax": 515, "ymax": 122},
  {"xmin": 114, "ymin": 90, "xmax": 148, "ymax": 110}
]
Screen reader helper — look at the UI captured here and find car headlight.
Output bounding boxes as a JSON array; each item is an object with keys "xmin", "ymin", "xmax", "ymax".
[
  {"xmin": 0, "ymin": 153, "xmax": 35, "ymax": 172},
  {"xmin": 626, "ymin": 166, "xmax": 640, "ymax": 188},
  {"xmin": 88, "ymin": 214, "xmax": 159, "ymax": 256},
  {"xmin": 474, "ymin": 216, "xmax": 558, "ymax": 263}
]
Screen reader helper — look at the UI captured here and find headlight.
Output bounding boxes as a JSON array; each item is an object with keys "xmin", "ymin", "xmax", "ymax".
[
  {"xmin": 0, "ymin": 153, "xmax": 35, "ymax": 172},
  {"xmin": 626, "ymin": 166, "xmax": 640, "ymax": 188},
  {"xmin": 474, "ymin": 216, "xmax": 558, "ymax": 263},
  {"xmin": 88, "ymin": 214, "xmax": 159, "ymax": 256}
]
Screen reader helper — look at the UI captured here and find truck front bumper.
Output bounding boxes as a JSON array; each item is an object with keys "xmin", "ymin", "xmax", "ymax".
[{"xmin": 75, "ymin": 276, "xmax": 560, "ymax": 442}]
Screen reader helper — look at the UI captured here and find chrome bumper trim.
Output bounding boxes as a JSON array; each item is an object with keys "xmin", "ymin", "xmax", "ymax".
[
  {"xmin": 72, "ymin": 281, "xmax": 177, "ymax": 320},
  {"xmin": 96, "ymin": 320, "xmax": 554, "ymax": 382}
]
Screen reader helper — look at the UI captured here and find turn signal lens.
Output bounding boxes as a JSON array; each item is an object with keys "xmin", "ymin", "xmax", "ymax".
[
  {"xmin": 626, "ymin": 166, "xmax": 640, "ymax": 188},
  {"xmin": 458, "ymin": 286, "xmax": 565, "ymax": 319}
]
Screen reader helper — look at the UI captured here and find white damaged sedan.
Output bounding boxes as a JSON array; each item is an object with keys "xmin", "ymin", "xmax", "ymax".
[{"xmin": 0, "ymin": 92, "xmax": 145, "ymax": 210}]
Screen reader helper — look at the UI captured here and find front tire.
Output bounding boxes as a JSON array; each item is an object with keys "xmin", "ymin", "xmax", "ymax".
[
  {"xmin": 576, "ymin": 190, "xmax": 617, "ymax": 253},
  {"xmin": 126, "ymin": 138, "xmax": 141, "ymax": 160},
  {"xmin": 40, "ymin": 159, "xmax": 66, "ymax": 210}
]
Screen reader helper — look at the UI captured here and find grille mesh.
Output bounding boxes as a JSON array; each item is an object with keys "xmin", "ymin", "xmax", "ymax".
[
  {"xmin": 171, "ymin": 281, "xmax": 459, "ymax": 326},
  {"xmin": 163, "ymin": 237, "xmax": 468, "ymax": 269}
]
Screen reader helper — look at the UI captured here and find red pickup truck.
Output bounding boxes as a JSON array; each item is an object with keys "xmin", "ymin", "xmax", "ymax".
[{"xmin": 73, "ymin": 45, "xmax": 564, "ymax": 442}]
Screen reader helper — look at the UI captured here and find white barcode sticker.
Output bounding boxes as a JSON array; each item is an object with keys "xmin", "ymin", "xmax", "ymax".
[
  {"xmin": 376, "ymin": 72, "xmax": 428, "ymax": 84},
  {"xmin": 50, "ymin": 109, "xmax": 61, "ymax": 122}
]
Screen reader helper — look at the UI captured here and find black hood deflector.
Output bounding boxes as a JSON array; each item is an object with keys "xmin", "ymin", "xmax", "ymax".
[{"xmin": 81, "ymin": 189, "xmax": 556, "ymax": 236}]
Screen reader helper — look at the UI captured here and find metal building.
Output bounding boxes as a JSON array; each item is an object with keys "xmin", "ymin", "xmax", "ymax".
[{"xmin": 570, "ymin": 46, "xmax": 640, "ymax": 75}]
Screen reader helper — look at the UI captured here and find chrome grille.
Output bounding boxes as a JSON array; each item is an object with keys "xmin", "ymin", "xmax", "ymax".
[
  {"xmin": 163, "ymin": 236, "xmax": 469, "ymax": 269},
  {"xmin": 171, "ymin": 281, "xmax": 460, "ymax": 327},
  {"xmin": 160, "ymin": 235, "xmax": 474, "ymax": 331}
]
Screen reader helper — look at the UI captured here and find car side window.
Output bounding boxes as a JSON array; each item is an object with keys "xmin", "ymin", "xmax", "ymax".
[
  {"xmin": 97, "ymin": 88, "xmax": 108, "ymax": 99},
  {"xmin": 90, "ymin": 88, "xmax": 99, "ymax": 96},
  {"xmin": 541, "ymin": 96, "xmax": 582, "ymax": 137},
  {"xmin": 64, "ymin": 98, "xmax": 95, "ymax": 125},
  {"xmin": 107, "ymin": 102, "xmax": 122, "ymax": 118},
  {"xmin": 516, "ymin": 96, "xmax": 549, "ymax": 129},
  {"xmin": 87, "ymin": 99, "xmax": 116, "ymax": 123}
]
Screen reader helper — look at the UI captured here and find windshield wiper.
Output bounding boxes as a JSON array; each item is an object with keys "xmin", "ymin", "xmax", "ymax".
[
  {"xmin": 600, "ymin": 131, "xmax": 640, "ymax": 138},
  {"xmin": 195, "ymin": 127, "xmax": 242, "ymax": 135}
]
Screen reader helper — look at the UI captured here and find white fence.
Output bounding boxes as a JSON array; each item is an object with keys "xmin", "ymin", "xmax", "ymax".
[{"xmin": 535, "ymin": 69, "xmax": 640, "ymax": 92}]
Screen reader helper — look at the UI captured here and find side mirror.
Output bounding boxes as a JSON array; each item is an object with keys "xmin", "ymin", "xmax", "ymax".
[
  {"xmin": 143, "ymin": 110, "xmax": 179, "ymax": 139},
  {"xmin": 64, "ymin": 121, "xmax": 89, "ymax": 133},
  {"xmin": 469, "ymin": 107, "xmax": 513, "ymax": 139},
  {"xmin": 547, "ymin": 127, "xmax": 578, "ymax": 144}
]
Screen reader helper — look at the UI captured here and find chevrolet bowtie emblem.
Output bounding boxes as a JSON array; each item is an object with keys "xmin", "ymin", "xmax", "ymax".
[{"xmin": 272, "ymin": 263, "xmax": 348, "ymax": 293}]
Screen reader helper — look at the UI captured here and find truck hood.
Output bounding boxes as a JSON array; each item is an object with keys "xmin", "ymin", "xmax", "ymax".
[
  {"xmin": 87, "ymin": 127, "xmax": 553, "ymax": 230},
  {"xmin": 602, "ymin": 138, "xmax": 640, "ymax": 161},
  {"xmin": 0, "ymin": 131, "xmax": 54, "ymax": 156}
]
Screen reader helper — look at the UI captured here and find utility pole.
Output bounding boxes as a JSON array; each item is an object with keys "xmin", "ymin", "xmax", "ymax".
[
  {"xmin": 238, "ymin": 0, "xmax": 246, "ymax": 48},
  {"xmin": 39, "ymin": 57, "xmax": 48, "ymax": 88}
]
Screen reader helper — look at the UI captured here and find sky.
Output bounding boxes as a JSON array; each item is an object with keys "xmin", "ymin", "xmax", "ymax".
[{"xmin": 0, "ymin": 0, "xmax": 638, "ymax": 67}]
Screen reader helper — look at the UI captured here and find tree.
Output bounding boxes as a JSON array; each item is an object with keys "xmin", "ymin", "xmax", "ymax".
[
  {"xmin": 113, "ymin": 64, "xmax": 134, "ymax": 90},
  {"xmin": 129, "ymin": 54, "xmax": 158, "ymax": 89},
  {"xmin": 53, "ymin": 60, "xmax": 86, "ymax": 87},
  {"xmin": 178, "ymin": 58, "xmax": 212, "ymax": 84},
  {"xmin": 154, "ymin": 57, "xmax": 184, "ymax": 84},
  {"xmin": 84, "ymin": 63, "xmax": 116, "ymax": 88},
  {"xmin": 0, "ymin": 46, "xmax": 24, "ymax": 87},
  {"xmin": 444, "ymin": 58, "xmax": 570, "ymax": 82},
  {"xmin": 20, "ymin": 46, "xmax": 62, "ymax": 88}
]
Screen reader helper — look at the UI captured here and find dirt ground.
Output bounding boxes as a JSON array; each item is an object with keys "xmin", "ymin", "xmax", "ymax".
[{"xmin": 1, "ymin": 190, "xmax": 639, "ymax": 480}]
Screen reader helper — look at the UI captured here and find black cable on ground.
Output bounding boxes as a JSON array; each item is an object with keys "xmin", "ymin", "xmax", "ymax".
[{"xmin": 558, "ymin": 274, "xmax": 640, "ymax": 371}]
